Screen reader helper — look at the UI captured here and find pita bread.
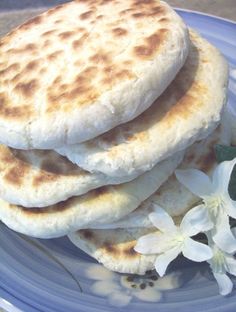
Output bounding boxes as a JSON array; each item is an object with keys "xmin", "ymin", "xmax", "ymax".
[
  {"xmin": 0, "ymin": 151, "xmax": 184, "ymax": 238},
  {"xmin": 67, "ymin": 119, "xmax": 231, "ymax": 274},
  {"xmin": 0, "ymin": 0, "xmax": 189, "ymax": 149},
  {"xmin": 0, "ymin": 145, "xmax": 170, "ymax": 208},
  {"xmin": 57, "ymin": 30, "xmax": 228, "ymax": 178}
]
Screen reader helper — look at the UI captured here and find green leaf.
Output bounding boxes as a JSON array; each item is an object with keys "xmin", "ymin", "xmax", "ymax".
[
  {"xmin": 214, "ymin": 144, "xmax": 236, "ymax": 200},
  {"xmin": 214, "ymin": 144, "xmax": 236, "ymax": 162}
]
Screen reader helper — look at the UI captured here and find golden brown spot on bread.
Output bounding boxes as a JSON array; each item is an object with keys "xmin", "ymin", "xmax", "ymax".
[
  {"xmin": 120, "ymin": 8, "xmax": 134, "ymax": 15},
  {"xmin": 133, "ymin": 0, "xmax": 155, "ymax": 6},
  {"xmin": 124, "ymin": 245, "xmax": 138, "ymax": 257},
  {"xmin": 72, "ymin": 34, "xmax": 88, "ymax": 49},
  {"xmin": 90, "ymin": 52, "xmax": 111, "ymax": 63},
  {"xmin": 58, "ymin": 31, "xmax": 75, "ymax": 40},
  {"xmin": 100, "ymin": 0, "xmax": 113, "ymax": 4},
  {"xmin": 32, "ymin": 172, "xmax": 58, "ymax": 187},
  {"xmin": 54, "ymin": 19, "xmax": 62, "ymax": 24},
  {"xmin": 25, "ymin": 43, "xmax": 37, "ymax": 51},
  {"xmin": 80, "ymin": 230, "xmax": 94, "ymax": 239},
  {"xmin": 97, "ymin": 14, "xmax": 103, "ymax": 19},
  {"xmin": 19, "ymin": 16, "xmax": 43, "ymax": 30},
  {"xmin": 115, "ymin": 69, "xmax": 135, "ymax": 79},
  {"xmin": 165, "ymin": 83, "xmax": 208, "ymax": 123},
  {"xmin": 80, "ymin": 10, "xmax": 93, "ymax": 20},
  {"xmin": 43, "ymin": 39, "xmax": 52, "ymax": 48},
  {"xmin": 65, "ymin": 86, "xmax": 91, "ymax": 101},
  {"xmin": 3, "ymin": 163, "xmax": 29, "ymax": 186},
  {"xmin": 0, "ymin": 93, "xmax": 33, "ymax": 119},
  {"xmin": 93, "ymin": 187, "xmax": 108, "ymax": 196},
  {"xmin": 14, "ymin": 79, "xmax": 38, "ymax": 98},
  {"xmin": 25, "ymin": 60, "xmax": 39, "ymax": 71},
  {"xmin": 148, "ymin": 6, "xmax": 166, "ymax": 16},
  {"xmin": 47, "ymin": 51, "xmax": 63, "ymax": 61},
  {"xmin": 112, "ymin": 27, "xmax": 128, "ymax": 36},
  {"xmin": 132, "ymin": 12, "xmax": 146, "ymax": 18},
  {"xmin": 0, "ymin": 147, "xmax": 16, "ymax": 164},
  {"xmin": 103, "ymin": 242, "xmax": 116, "ymax": 253},
  {"xmin": 47, "ymin": 4, "xmax": 64, "ymax": 15},
  {"xmin": 133, "ymin": 29, "xmax": 168, "ymax": 59},
  {"xmin": 0, "ymin": 63, "xmax": 20, "ymax": 76},
  {"xmin": 41, "ymin": 30, "xmax": 56, "ymax": 37},
  {"xmin": 102, "ymin": 68, "xmax": 135, "ymax": 85},
  {"xmin": 196, "ymin": 148, "xmax": 215, "ymax": 173},
  {"xmin": 159, "ymin": 17, "xmax": 169, "ymax": 22},
  {"xmin": 53, "ymin": 76, "xmax": 62, "ymax": 85}
]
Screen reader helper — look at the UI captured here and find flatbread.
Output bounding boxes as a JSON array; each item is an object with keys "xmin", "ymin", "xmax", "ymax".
[
  {"xmin": 67, "ymin": 119, "xmax": 231, "ymax": 274},
  {"xmin": 57, "ymin": 30, "xmax": 229, "ymax": 178},
  {"xmin": 0, "ymin": 0, "xmax": 189, "ymax": 149},
  {"xmin": 0, "ymin": 145, "xmax": 169, "ymax": 208},
  {"xmin": 0, "ymin": 151, "xmax": 184, "ymax": 238}
]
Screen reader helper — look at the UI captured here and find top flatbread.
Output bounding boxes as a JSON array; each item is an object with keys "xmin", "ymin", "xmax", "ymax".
[
  {"xmin": 0, "ymin": 0, "xmax": 188, "ymax": 149},
  {"xmin": 57, "ymin": 30, "xmax": 229, "ymax": 178}
]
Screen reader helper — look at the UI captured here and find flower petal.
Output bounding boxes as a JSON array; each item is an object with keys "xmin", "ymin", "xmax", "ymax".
[
  {"xmin": 182, "ymin": 237, "xmax": 213, "ymax": 262},
  {"xmin": 213, "ymin": 272, "xmax": 233, "ymax": 296},
  {"xmin": 180, "ymin": 205, "xmax": 213, "ymax": 236},
  {"xmin": 175, "ymin": 169, "xmax": 213, "ymax": 197},
  {"xmin": 108, "ymin": 291, "xmax": 131, "ymax": 307},
  {"xmin": 134, "ymin": 232, "xmax": 172, "ymax": 254},
  {"xmin": 212, "ymin": 219, "xmax": 236, "ymax": 253},
  {"xmin": 154, "ymin": 246, "xmax": 181, "ymax": 277},
  {"xmin": 224, "ymin": 195, "xmax": 236, "ymax": 219},
  {"xmin": 212, "ymin": 158, "xmax": 236, "ymax": 194},
  {"xmin": 134, "ymin": 288, "xmax": 162, "ymax": 302},
  {"xmin": 91, "ymin": 281, "xmax": 120, "ymax": 296},
  {"xmin": 225, "ymin": 255, "xmax": 236, "ymax": 276},
  {"xmin": 154, "ymin": 272, "xmax": 181, "ymax": 290},
  {"xmin": 149, "ymin": 206, "xmax": 176, "ymax": 232}
]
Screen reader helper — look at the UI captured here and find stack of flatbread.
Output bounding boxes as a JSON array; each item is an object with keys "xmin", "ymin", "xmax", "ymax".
[{"xmin": 0, "ymin": 0, "xmax": 230, "ymax": 274}]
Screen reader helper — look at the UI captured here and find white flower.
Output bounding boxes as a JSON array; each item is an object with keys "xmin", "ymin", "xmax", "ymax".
[
  {"xmin": 207, "ymin": 234, "xmax": 236, "ymax": 296},
  {"xmin": 175, "ymin": 158, "xmax": 236, "ymax": 253},
  {"xmin": 134, "ymin": 206, "xmax": 213, "ymax": 277},
  {"xmin": 85, "ymin": 264, "xmax": 180, "ymax": 307}
]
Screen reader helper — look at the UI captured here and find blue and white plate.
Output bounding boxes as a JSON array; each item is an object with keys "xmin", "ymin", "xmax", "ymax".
[{"xmin": 0, "ymin": 9, "xmax": 236, "ymax": 312}]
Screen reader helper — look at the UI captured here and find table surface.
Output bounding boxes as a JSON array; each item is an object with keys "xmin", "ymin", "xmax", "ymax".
[{"xmin": 0, "ymin": 1, "xmax": 235, "ymax": 312}]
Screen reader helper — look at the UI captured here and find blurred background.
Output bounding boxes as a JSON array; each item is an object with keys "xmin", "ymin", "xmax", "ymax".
[
  {"xmin": 0, "ymin": 0, "xmax": 236, "ymax": 19},
  {"xmin": 0, "ymin": 0, "xmax": 235, "ymax": 38}
]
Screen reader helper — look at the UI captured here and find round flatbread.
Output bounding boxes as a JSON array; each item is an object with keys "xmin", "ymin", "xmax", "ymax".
[
  {"xmin": 0, "ymin": 151, "xmax": 184, "ymax": 238},
  {"xmin": 0, "ymin": 0, "xmax": 188, "ymax": 149},
  {"xmin": 57, "ymin": 30, "xmax": 228, "ymax": 178}
]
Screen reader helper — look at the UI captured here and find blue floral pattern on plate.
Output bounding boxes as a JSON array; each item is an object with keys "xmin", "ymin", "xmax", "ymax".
[{"xmin": 0, "ymin": 9, "xmax": 236, "ymax": 312}]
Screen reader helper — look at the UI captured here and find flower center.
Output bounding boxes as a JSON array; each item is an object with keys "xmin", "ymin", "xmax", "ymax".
[
  {"xmin": 211, "ymin": 249, "xmax": 227, "ymax": 274},
  {"xmin": 121, "ymin": 271, "xmax": 158, "ymax": 291},
  {"xmin": 203, "ymin": 195, "xmax": 224, "ymax": 219}
]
